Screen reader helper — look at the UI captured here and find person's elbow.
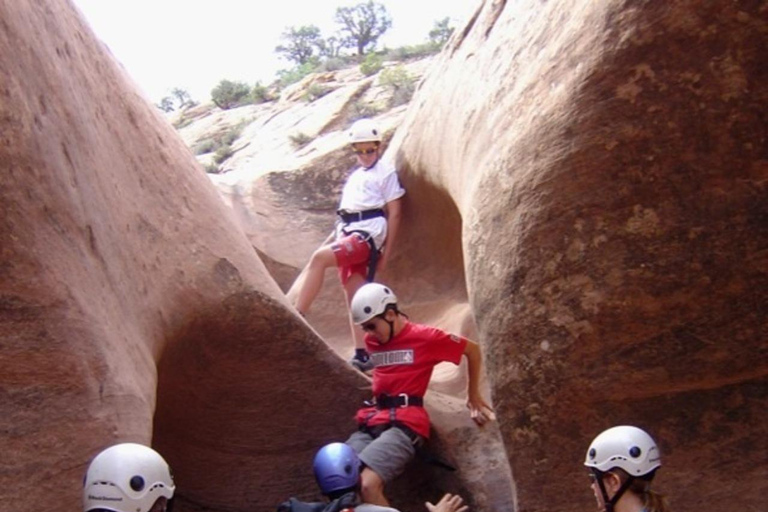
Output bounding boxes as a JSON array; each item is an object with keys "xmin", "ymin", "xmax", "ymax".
[{"xmin": 463, "ymin": 339, "xmax": 481, "ymax": 358}]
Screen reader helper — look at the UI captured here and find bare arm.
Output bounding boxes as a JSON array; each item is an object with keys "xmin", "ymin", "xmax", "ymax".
[
  {"xmin": 378, "ymin": 197, "xmax": 403, "ymax": 271},
  {"xmin": 463, "ymin": 340, "xmax": 495, "ymax": 425}
]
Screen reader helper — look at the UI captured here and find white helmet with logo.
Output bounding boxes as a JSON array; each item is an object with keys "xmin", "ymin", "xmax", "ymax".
[
  {"xmin": 83, "ymin": 443, "xmax": 175, "ymax": 512},
  {"xmin": 351, "ymin": 283, "xmax": 397, "ymax": 324},
  {"xmin": 348, "ymin": 118, "xmax": 382, "ymax": 144},
  {"xmin": 584, "ymin": 425, "xmax": 661, "ymax": 477}
]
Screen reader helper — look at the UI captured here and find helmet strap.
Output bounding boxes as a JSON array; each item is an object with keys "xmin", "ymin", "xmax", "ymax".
[
  {"xmin": 384, "ymin": 317, "xmax": 395, "ymax": 342},
  {"xmin": 595, "ymin": 469, "xmax": 635, "ymax": 512}
]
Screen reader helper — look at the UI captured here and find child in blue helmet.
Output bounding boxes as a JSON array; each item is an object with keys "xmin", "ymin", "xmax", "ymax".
[{"xmin": 282, "ymin": 443, "xmax": 466, "ymax": 512}]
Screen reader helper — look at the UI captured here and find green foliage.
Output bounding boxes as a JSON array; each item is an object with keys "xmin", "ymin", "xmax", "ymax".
[
  {"xmin": 194, "ymin": 121, "xmax": 247, "ymax": 157},
  {"xmin": 213, "ymin": 145, "xmax": 234, "ymax": 164},
  {"xmin": 211, "ymin": 79, "xmax": 251, "ymax": 110},
  {"xmin": 276, "ymin": 61, "xmax": 318, "ymax": 89},
  {"xmin": 429, "ymin": 17, "xmax": 455, "ymax": 46},
  {"xmin": 203, "ymin": 162, "xmax": 221, "ymax": 174},
  {"xmin": 193, "ymin": 138, "xmax": 218, "ymax": 155},
  {"xmin": 335, "ymin": 1, "xmax": 392, "ymax": 56},
  {"xmin": 359, "ymin": 52, "xmax": 384, "ymax": 76},
  {"xmin": 249, "ymin": 82, "xmax": 275, "ymax": 104},
  {"xmin": 379, "ymin": 65, "xmax": 416, "ymax": 107},
  {"xmin": 275, "ymin": 25, "xmax": 324, "ymax": 65},
  {"xmin": 304, "ymin": 83, "xmax": 333, "ymax": 102},
  {"xmin": 315, "ymin": 35, "xmax": 344, "ymax": 59},
  {"xmin": 384, "ymin": 42, "xmax": 442, "ymax": 62},
  {"xmin": 315, "ymin": 55, "xmax": 356, "ymax": 72},
  {"xmin": 351, "ymin": 100, "xmax": 383, "ymax": 119},
  {"xmin": 289, "ymin": 132, "xmax": 313, "ymax": 149}
]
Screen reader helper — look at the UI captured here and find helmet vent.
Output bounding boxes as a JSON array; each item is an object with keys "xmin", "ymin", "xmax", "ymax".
[
  {"xmin": 589, "ymin": 448, "xmax": 596, "ymax": 459},
  {"xmin": 629, "ymin": 446, "xmax": 641, "ymax": 458},
  {"xmin": 364, "ymin": 306, "xmax": 371, "ymax": 314},
  {"xmin": 130, "ymin": 475, "xmax": 145, "ymax": 492},
  {"xmin": 344, "ymin": 464, "xmax": 352, "ymax": 475}
]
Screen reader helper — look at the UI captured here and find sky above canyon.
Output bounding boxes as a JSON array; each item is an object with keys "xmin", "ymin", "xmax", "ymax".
[{"xmin": 72, "ymin": 0, "xmax": 479, "ymax": 104}]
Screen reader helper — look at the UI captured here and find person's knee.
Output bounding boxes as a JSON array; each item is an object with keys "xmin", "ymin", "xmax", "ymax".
[
  {"xmin": 309, "ymin": 246, "xmax": 335, "ymax": 269},
  {"xmin": 360, "ymin": 468, "xmax": 385, "ymax": 501}
]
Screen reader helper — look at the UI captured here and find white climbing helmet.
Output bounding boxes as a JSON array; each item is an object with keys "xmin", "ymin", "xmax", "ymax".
[
  {"xmin": 351, "ymin": 283, "xmax": 397, "ymax": 324},
  {"xmin": 584, "ymin": 425, "xmax": 661, "ymax": 477},
  {"xmin": 83, "ymin": 443, "xmax": 176, "ymax": 512},
  {"xmin": 348, "ymin": 118, "xmax": 382, "ymax": 144}
]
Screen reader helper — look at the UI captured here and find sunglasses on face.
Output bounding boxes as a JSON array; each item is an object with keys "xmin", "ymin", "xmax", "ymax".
[
  {"xmin": 361, "ymin": 321, "xmax": 377, "ymax": 332},
  {"xmin": 354, "ymin": 148, "xmax": 377, "ymax": 155}
]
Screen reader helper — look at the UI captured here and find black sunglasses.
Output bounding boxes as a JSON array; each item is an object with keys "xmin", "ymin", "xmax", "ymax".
[
  {"xmin": 354, "ymin": 148, "xmax": 377, "ymax": 155},
  {"xmin": 361, "ymin": 321, "xmax": 377, "ymax": 332}
]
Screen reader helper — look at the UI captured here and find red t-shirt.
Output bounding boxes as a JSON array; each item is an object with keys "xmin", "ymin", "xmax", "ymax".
[{"xmin": 355, "ymin": 321, "xmax": 467, "ymax": 438}]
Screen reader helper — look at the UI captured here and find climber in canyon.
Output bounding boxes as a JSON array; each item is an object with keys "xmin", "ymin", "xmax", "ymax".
[
  {"xmin": 584, "ymin": 425, "xmax": 670, "ymax": 512},
  {"xmin": 278, "ymin": 442, "xmax": 468, "ymax": 512},
  {"xmin": 291, "ymin": 118, "xmax": 405, "ymax": 373},
  {"xmin": 342, "ymin": 283, "xmax": 494, "ymax": 507},
  {"xmin": 83, "ymin": 443, "xmax": 176, "ymax": 512}
]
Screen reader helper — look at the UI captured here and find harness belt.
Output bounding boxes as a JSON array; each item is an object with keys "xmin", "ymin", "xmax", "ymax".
[
  {"xmin": 375, "ymin": 393, "xmax": 423, "ymax": 409},
  {"xmin": 337, "ymin": 208, "xmax": 385, "ymax": 224},
  {"xmin": 359, "ymin": 422, "xmax": 422, "ymax": 445}
]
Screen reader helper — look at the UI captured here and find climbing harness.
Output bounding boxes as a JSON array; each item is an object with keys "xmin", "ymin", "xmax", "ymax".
[
  {"xmin": 336, "ymin": 208, "xmax": 384, "ymax": 223},
  {"xmin": 337, "ymin": 208, "xmax": 385, "ymax": 282},
  {"xmin": 359, "ymin": 394, "xmax": 457, "ymax": 472}
]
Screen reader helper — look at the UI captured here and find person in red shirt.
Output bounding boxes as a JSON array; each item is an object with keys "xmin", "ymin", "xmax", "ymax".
[{"xmin": 344, "ymin": 283, "xmax": 495, "ymax": 507}]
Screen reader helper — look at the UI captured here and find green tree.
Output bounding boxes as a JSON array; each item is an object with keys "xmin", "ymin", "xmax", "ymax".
[
  {"xmin": 316, "ymin": 35, "xmax": 343, "ymax": 59},
  {"xmin": 157, "ymin": 96, "xmax": 175, "ymax": 112},
  {"xmin": 275, "ymin": 25, "xmax": 324, "ymax": 65},
  {"xmin": 171, "ymin": 88, "xmax": 193, "ymax": 109},
  {"xmin": 429, "ymin": 17, "xmax": 454, "ymax": 46},
  {"xmin": 335, "ymin": 1, "xmax": 392, "ymax": 56},
  {"xmin": 211, "ymin": 80, "xmax": 250, "ymax": 110}
]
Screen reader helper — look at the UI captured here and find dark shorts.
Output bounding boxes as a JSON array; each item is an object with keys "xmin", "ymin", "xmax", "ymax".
[
  {"xmin": 332, "ymin": 233, "xmax": 371, "ymax": 285},
  {"xmin": 345, "ymin": 427, "xmax": 419, "ymax": 483}
]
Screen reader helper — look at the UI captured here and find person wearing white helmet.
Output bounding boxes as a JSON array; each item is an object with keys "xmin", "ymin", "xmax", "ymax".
[
  {"xmin": 83, "ymin": 443, "xmax": 175, "ymax": 512},
  {"xmin": 342, "ymin": 283, "xmax": 494, "ymax": 507},
  {"xmin": 291, "ymin": 118, "xmax": 405, "ymax": 372},
  {"xmin": 584, "ymin": 426, "xmax": 669, "ymax": 512}
]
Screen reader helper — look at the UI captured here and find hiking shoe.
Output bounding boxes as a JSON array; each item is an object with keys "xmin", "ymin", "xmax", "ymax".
[{"xmin": 350, "ymin": 355, "xmax": 375, "ymax": 372}]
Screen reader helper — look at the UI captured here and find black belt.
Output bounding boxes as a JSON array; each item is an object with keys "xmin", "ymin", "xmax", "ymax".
[
  {"xmin": 337, "ymin": 208, "xmax": 385, "ymax": 224},
  {"xmin": 374, "ymin": 393, "xmax": 423, "ymax": 409},
  {"xmin": 360, "ymin": 422, "xmax": 423, "ymax": 445}
]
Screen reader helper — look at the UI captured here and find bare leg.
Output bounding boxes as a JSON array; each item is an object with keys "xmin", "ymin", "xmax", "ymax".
[
  {"xmin": 343, "ymin": 272, "xmax": 367, "ymax": 350},
  {"xmin": 360, "ymin": 468, "xmax": 389, "ymax": 507},
  {"xmin": 294, "ymin": 244, "xmax": 336, "ymax": 315}
]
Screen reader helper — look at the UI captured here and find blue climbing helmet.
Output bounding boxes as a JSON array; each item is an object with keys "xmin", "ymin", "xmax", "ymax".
[{"xmin": 313, "ymin": 443, "xmax": 361, "ymax": 495}]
